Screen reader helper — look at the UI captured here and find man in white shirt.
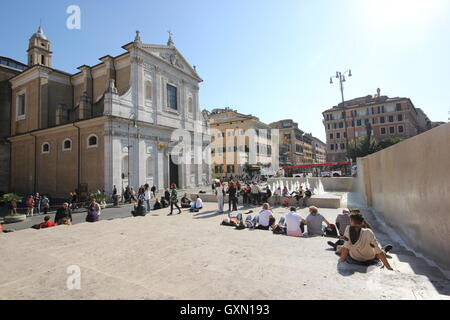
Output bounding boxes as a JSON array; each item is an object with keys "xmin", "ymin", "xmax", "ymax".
[
  {"xmin": 190, "ymin": 195, "xmax": 203, "ymax": 212},
  {"xmin": 285, "ymin": 207, "xmax": 306, "ymax": 237}
]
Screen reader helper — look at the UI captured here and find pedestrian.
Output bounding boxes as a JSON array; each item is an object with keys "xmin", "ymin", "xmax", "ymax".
[
  {"xmin": 215, "ymin": 182, "xmax": 225, "ymax": 213},
  {"xmin": 71, "ymin": 191, "xmax": 78, "ymax": 210},
  {"xmin": 34, "ymin": 193, "xmax": 41, "ymax": 214},
  {"xmin": 273, "ymin": 187, "xmax": 282, "ymax": 205},
  {"xmin": 151, "ymin": 185, "xmax": 156, "ymax": 198},
  {"xmin": 41, "ymin": 195, "xmax": 50, "ymax": 215},
  {"xmin": 54, "ymin": 203, "xmax": 72, "ymax": 225},
  {"xmin": 9, "ymin": 199, "xmax": 17, "ymax": 215},
  {"xmin": 168, "ymin": 184, "xmax": 181, "ymax": 215},
  {"xmin": 26, "ymin": 195, "xmax": 34, "ymax": 217},
  {"xmin": 144, "ymin": 184, "xmax": 152, "ymax": 212},
  {"xmin": 112, "ymin": 185, "xmax": 119, "ymax": 206},
  {"xmin": 86, "ymin": 198, "xmax": 101, "ymax": 223},
  {"xmin": 227, "ymin": 181, "xmax": 238, "ymax": 212}
]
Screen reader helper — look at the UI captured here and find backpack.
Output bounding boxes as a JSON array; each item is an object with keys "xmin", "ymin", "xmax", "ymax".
[
  {"xmin": 272, "ymin": 225, "xmax": 286, "ymax": 235},
  {"xmin": 324, "ymin": 224, "xmax": 338, "ymax": 237}
]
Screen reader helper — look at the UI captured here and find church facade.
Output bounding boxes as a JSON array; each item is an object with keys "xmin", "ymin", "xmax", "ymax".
[{"xmin": 7, "ymin": 27, "xmax": 211, "ymax": 199}]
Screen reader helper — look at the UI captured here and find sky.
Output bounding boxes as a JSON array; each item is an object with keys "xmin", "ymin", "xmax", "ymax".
[{"xmin": 1, "ymin": 0, "xmax": 449, "ymax": 142}]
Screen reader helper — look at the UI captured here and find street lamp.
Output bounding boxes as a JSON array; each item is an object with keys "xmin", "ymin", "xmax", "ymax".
[{"xmin": 329, "ymin": 69, "xmax": 352, "ymax": 164}]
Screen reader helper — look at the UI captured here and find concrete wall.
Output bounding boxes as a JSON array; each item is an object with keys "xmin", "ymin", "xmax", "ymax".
[{"xmin": 357, "ymin": 123, "xmax": 450, "ymax": 270}]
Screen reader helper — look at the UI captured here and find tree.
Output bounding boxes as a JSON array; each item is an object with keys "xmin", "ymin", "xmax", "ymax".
[{"xmin": 348, "ymin": 136, "xmax": 404, "ymax": 160}]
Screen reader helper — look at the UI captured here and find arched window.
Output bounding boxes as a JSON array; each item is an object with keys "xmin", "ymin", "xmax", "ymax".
[
  {"xmin": 145, "ymin": 80, "xmax": 152, "ymax": 100},
  {"xmin": 146, "ymin": 157, "xmax": 154, "ymax": 178},
  {"xmin": 42, "ymin": 142, "xmax": 50, "ymax": 154},
  {"xmin": 62, "ymin": 139, "xmax": 72, "ymax": 151},
  {"xmin": 87, "ymin": 134, "xmax": 98, "ymax": 148},
  {"xmin": 188, "ymin": 97, "xmax": 193, "ymax": 113}
]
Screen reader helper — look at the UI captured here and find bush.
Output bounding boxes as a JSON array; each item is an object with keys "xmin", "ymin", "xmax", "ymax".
[{"xmin": 89, "ymin": 192, "xmax": 107, "ymax": 203}]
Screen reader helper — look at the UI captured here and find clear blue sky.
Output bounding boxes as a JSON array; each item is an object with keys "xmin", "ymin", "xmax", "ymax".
[{"xmin": 2, "ymin": 0, "xmax": 449, "ymax": 141}]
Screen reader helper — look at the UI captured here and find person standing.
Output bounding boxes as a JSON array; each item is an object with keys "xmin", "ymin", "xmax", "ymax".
[
  {"xmin": 34, "ymin": 193, "xmax": 41, "ymax": 215},
  {"xmin": 215, "ymin": 182, "xmax": 225, "ymax": 213},
  {"xmin": 151, "ymin": 185, "xmax": 156, "ymax": 198},
  {"xmin": 251, "ymin": 183, "xmax": 260, "ymax": 205},
  {"xmin": 144, "ymin": 184, "xmax": 152, "ymax": 213},
  {"xmin": 227, "ymin": 182, "xmax": 238, "ymax": 212},
  {"xmin": 86, "ymin": 198, "xmax": 101, "ymax": 223},
  {"xmin": 273, "ymin": 187, "xmax": 282, "ymax": 206},
  {"xmin": 26, "ymin": 195, "xmax": 34, "ymax": 217},
  {"xmin": 168, "ymin": 184, "xmax": 181, "ymax": 215},
  {"xmin": 112, "ymin": 185, "xmax": 119, "ymax": 207},
  {"xmin": 41, "ymin": 195, "xmax": 50, "ymax": 215},
  {"xmin": 71, "ymin": 191, "xmax": 78, "ymax": 210},
  {"xmin": 54, "ymin": 203, "xmax": 72, "ymax": 225}
]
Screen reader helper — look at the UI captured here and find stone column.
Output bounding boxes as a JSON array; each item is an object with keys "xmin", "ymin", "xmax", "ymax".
[{"xmin": 77, "ymin": 65, "xmax": 92, "ymax": 120}]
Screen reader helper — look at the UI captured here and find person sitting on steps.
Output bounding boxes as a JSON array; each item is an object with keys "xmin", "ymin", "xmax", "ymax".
[
  {"xmin": 255, "ymin": 203, "xmax": 276, "ymax": 230},
  {"xmin": 181, "ymin": 193, "xmax": 192, "ymax": 208},
  {"xmin": 131, "ymin": 199, "xmax": 147, "ymax": 217},
  {"xmin": 338, "ymin": 211, "xmax": 394, "ymax": 270}
]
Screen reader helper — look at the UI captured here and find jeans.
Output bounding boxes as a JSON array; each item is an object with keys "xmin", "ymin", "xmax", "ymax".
[{"xmin": 145, "ymin": 199, "xmax": 151, "ymax": 212}]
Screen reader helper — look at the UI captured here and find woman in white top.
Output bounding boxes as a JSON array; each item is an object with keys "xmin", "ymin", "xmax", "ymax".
[
  {"xmin": 215, "ymin": 182, "xmax": 225, "ymax": 212},
  {"xmin": 339, "ymin": 212, "xmax": 394, "ymax": 270}
]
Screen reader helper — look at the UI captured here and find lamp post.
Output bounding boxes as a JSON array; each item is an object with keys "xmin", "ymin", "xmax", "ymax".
[
  {"xmin": 330, "ymin": 70, "xmax": 352, "ymax": 164},
  {"xmin": 127, "ymin": 112, "xmax": 137, "ymax": 188}
]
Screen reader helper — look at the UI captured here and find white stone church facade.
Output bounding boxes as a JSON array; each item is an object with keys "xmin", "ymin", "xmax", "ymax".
[{"xmin": 7, "ymin": 27, "xmax": 211, "ymax": 199}]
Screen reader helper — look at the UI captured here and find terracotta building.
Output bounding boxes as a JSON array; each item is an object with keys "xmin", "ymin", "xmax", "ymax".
[
  {"xmin": 0, "ymin": 57, "xmax": 28, "ymax": 193},
  {"xmin": 322, "ymin": 89, "xmax": 433, "ymax": 162},
  {"xmin": 6, "ymin": 26, "xmax": 210, "ymax": 199}
]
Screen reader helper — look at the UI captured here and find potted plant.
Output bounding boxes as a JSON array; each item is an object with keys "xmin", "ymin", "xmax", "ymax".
[
  {"xmin": 89, "ymin": 192, "xmax": 107, "ymax": 209},
  {"xmin": 1, "ymin": 193, "xmax": 27, "ymax": 223}
]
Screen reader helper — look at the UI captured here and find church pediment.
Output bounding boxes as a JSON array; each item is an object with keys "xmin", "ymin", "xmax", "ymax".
[{"xmin": 141, "ymin": 45, "xmax": 201, "ymax": 81}]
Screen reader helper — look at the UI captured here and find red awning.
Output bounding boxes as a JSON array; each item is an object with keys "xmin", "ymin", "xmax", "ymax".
[{"xmin": 282, "ymin": 161, "xmax": 350, "ymax": 170}]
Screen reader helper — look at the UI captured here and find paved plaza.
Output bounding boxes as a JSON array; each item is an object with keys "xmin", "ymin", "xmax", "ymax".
[{"xmin": 1, "ymin": 197, "xmax": 449, "ymax": 300}]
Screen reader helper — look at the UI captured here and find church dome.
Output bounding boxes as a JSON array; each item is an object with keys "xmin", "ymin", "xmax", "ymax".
[{"xmin": 32, "ymin": 26, "xmax": 48, "ymax": 41}]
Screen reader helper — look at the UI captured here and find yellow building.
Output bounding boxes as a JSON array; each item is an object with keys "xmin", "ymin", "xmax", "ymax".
[{"xmin": 206, "ymin": 108, "xmax": 276, "ymax": 180}]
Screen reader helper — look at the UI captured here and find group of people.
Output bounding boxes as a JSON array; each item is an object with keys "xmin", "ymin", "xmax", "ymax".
[
  {"xmin": 130, "ymin": 184, "xmax": 204, "ymax": 217},
  {"xmin": 213, "ymin": 180, "xmax": 314, "ymax": 213},
  {"xmin": 22, "ymin": 193, "xmax": 51, "ymax": 217},
  {"xmin": 221, "ymin": 203, "xmax": 394, "ymax": 270}
]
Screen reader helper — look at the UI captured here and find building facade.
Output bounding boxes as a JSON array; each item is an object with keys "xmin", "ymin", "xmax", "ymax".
[
  {"xmin": 0, "ymin": 57, "xmax": 28, "ymax": 193},
  {"xmin": 269, "ymin": 119, "xmax": 326, "ymax": 167},
  {"xmin": 207, "ymin": 108, "xmax": 276, "ymax": 180},
  {"xmin": 7, "ymin": 27, "xmax": 210, "ymax": 198},
  {"xmin": 322, "ymin": 89, "xmax": 433, "ymax": 162}
]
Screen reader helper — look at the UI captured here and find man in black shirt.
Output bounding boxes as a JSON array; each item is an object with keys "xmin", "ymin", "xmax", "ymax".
[{"xmin": 54, "ymin": 203, "xmax": 73, "ymax": 225}]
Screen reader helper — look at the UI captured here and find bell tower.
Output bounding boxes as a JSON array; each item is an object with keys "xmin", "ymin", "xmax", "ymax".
[{"xmin": 27, "ymin": 25, "xmax": 52, "ymax": 67}]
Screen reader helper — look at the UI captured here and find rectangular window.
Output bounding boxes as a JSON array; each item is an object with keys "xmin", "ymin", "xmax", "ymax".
[
  {"xmin": 389, "ymin": 126, "xmax": 395, "ymax": 134},
  {"xmin": 380, "ymin": 116, "xmax": 385, "ymax": 124},
  {"xmin": 373, "ymin": 117, "xmax": 377, "ymax": 124},
  {"xmin": 356, "ymin": 119, "xmax": 362, "ymax": 126},
  {"xmin": 339, "ymin": 122, "xmax": 343, "ymax": 128},
  {"xmin": 389, "ymin": 115, "xmax": 394, "ymax": 122},
  {"xmin": 396, "ymin": 103, "xmax": 402, "ymax": 111},
  {"xmin": 397, "ymin": 114, "xmax": 403, "ymax": 121},
  {"xmin": 329, "ymin": 133, "xmax": 333, "ymax": 139},
  {"xmin": 398, "ymin": 125, "xmax": 404, "ymax": 133},
  {"xmin": 387, "ymin": 105, "xmax": 395, "ymax": 112},
  {"xmin": 381, "ymin": 127, "xmax": 386, "ymax": 135},
  {"xmin": 330, "ymin": 144, "xmax": 334, "ymax": 150},
  {"xmin": 343, "ymin": 132, "xmax": 347, "ymax": 138},
  {"xmin": 336, "ymin": 132, "xmax": 340, "ymax": 139},
  {"xmin": 381, "ymin": 106, "xmax": 385, "ymax": 113},
  {"xmin": 333, "ymin": 123, "xmax": 337, "ymax": 129},
  {"xmin": 327, "ymin": 124, "xmax": 330, "ymax": 130},
  {"xmin": 340, "ymin": 143, "xmax": 345, "ymax": 150},
  {"xmin": 166, "ymin": 84, "xmax": 178, "ymax": 110},
  {"xmin": 17, "ymin": 94, "xmax": 26, "ymax": 119}
]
